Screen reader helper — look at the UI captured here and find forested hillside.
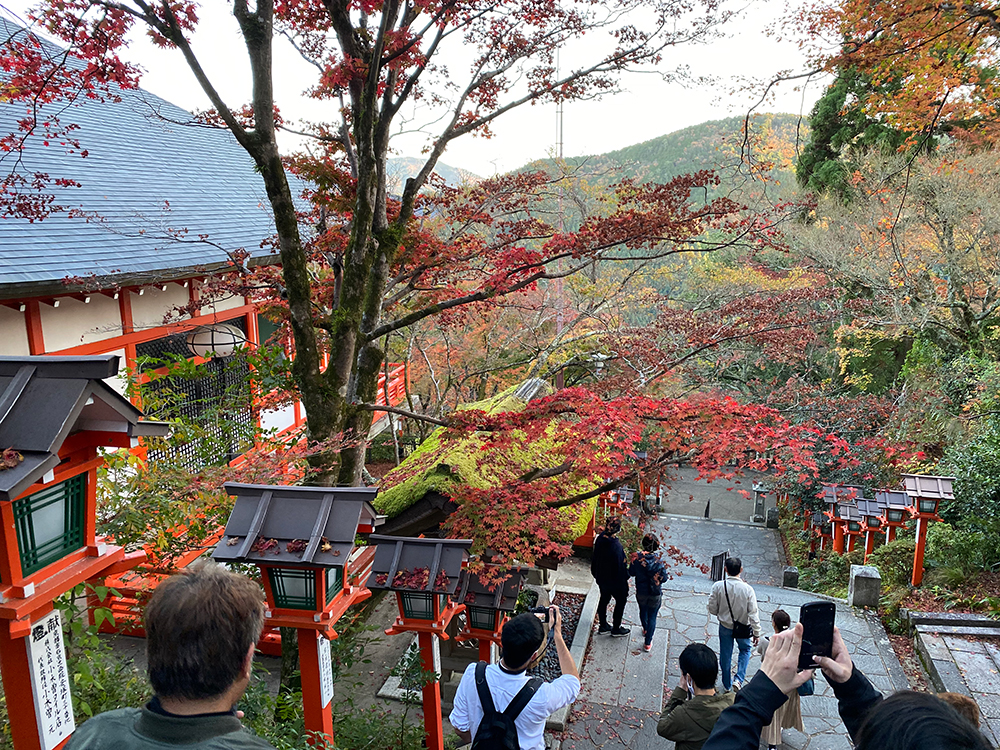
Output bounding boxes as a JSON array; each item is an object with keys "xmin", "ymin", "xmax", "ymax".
[
  {"xmin": 388, "ymin": 113, "xmax": 807, "ymax": 196},
  {"xmin": 524, "ymin": 113, "xmax": 807, "ymax": 198}
]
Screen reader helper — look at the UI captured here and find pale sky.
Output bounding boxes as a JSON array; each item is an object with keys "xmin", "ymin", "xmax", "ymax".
[{"xmin": 5, "ymin": 0, "xmax": 824, "ymax": 177}]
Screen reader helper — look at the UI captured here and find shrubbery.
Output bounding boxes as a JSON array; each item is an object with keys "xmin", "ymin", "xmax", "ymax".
[
  {"xmin": 867, "ymin": 537, "xmax": 916, "ymax": 588},
  {"xmin": 925, "ymin": 520, "xmax": 1000, "ymax": 576}
]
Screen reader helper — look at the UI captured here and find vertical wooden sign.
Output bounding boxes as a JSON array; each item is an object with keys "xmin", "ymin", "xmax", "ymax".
[
  {"xmin": 27, "ymin": 611, "xmax": 75, "ymax": 750},
  {"xmin": 317, "ymin": 635, "xmax": 333, "ymax": 709}
]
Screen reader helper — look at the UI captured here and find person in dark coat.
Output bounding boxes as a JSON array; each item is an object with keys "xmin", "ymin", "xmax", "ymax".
[
  {"xmin": 702, "ymin": 624, "xmax": 992, "ymax": 750},
  {"xmin": 628, "ymin": 533, "xmax": 667, "ymax": 651},
  {"xmin": 590, "ymin": 517, "xmax": 630, "ymax": 636},
  {"xmin": 658, "ymin": 643, "xmax": 735, "ymax": 750}
]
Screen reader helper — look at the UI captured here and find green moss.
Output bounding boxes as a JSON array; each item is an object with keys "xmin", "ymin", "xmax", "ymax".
[{"xmin": 375, "ymin": 384, "xmax": 599, "ymax": 541}]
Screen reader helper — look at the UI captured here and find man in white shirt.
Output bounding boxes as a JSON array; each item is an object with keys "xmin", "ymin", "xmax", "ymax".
[
  {"xmin": 707, "ymin": 557, "xmax": 761, "ymax": 692},
  {"xmin": 450, "ymin": 606, "xmax": 580, "ymax": 750}
]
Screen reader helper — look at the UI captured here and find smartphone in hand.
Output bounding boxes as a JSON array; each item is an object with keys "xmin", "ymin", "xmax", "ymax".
[{"xmin": 798, "ymin": 601, "xmax": 836, "ymax": 670}]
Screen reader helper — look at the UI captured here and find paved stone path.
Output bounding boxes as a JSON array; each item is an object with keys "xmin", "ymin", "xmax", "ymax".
[
  {"xmin": 919, "ymin": 631, "xmax": 1000, "ymax": 745},
  {"xmin": 558, "ymin": 515, "xmax": 909, "ymax": 750}
]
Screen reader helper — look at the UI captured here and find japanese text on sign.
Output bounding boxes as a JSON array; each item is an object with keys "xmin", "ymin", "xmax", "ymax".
[
  {"xmin": 318, "ymin": 635, "xmax": 334, "ymax": 708},
  {"xmin": 27, "ymin": 611, "xmax": 75, "ymax": 750}
]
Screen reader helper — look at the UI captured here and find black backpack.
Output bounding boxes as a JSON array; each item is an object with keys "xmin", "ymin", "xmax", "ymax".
[{"xmin": 470, "ymin": 661, "xmax": 543, "ymax": 750}]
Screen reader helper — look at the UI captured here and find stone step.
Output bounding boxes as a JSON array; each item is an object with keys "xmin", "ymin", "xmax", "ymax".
[
  {"xmin": 915, "ymin": 623, "xmax": 1000, "ymax": 638},
  {"xmin": 908, "ymin": 610, "xmax": 1000, "ymax": 628}
]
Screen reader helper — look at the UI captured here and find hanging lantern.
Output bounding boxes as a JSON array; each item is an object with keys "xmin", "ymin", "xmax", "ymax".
[{"xmin": 186, "ymin": 323, "xmax": 247, "ymax": 358}]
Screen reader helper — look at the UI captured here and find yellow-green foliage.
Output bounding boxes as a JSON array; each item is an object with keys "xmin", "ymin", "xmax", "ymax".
[{"xmin": 375, "ymin": 385, "xmax": 598, "ymax": 540}]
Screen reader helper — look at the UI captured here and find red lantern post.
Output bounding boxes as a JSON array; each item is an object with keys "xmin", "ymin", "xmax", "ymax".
[
  {"xmin": 902, "ymin": 474, "xmax": 953, "ymax": 587},
  {"xmin": 877, "ymin": 490, "xmax": 911, "ymax": 544},
  {"xmin": 366, "ymin": 535, "xmax": 472, "ymax": 750},
  {"xmin": 454, "ymin": 568, "xmax": 526, "ymax": 662},
  {"xmin": 0, "ymin": 355, "xmax": 167, "ymax": 750},
  {"xmin": 212, "ymin": 482, "xmax": 383, "ymax": 746}
]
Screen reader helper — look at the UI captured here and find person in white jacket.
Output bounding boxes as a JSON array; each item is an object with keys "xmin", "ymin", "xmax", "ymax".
[{"xmin": 706, "ymin": 557, "xmax": 760, "ymax": 691}]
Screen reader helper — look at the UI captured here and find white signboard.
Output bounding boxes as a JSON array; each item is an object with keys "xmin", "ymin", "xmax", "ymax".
[
  {"xmin": 317, "ymin": 634, "xmax": 334, "ymax": 708},
  {"xmin": 26, "ymin": 610, "xmax": 75, "ymax": 750}
]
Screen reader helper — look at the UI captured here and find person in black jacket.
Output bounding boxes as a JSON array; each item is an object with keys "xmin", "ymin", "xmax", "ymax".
[
  {"xmin": 591, "ymin": 517, "xmax": 629, "ymax": 637},
  {"xmin": 702, "ymin": 623, "xmax": 992, "ymax": 750},
  {"xmin": 628, "ymin": 533, "xmax": 667, "ymax": 651}
]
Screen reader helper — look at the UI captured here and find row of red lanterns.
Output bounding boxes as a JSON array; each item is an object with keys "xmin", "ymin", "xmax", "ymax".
[{"xmin": 809, "ymin": 474, "xmax": 954, "ymax": 587}]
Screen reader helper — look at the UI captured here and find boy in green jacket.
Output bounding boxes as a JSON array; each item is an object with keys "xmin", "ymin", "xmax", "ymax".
[{"xmin": 657, "ymin": 643, "xmax": 735, "ymax": 750}]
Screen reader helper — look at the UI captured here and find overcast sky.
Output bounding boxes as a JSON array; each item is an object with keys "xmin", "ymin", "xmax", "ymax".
[{"xmin": 5, "ymin": 0, "xmax": 824, "ymax": 176}]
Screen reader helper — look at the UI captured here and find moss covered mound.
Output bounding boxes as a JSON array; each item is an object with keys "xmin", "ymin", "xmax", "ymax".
[{"xmin": 375, "ymin": 382, "xmax": 598, "ymax": 540}]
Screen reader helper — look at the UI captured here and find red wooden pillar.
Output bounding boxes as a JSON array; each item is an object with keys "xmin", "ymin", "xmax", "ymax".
[
  {"xmin": 886, "ymin": 525, "xmax": 897, "ymax": 544},
  {"xmin": 864, "ymin": 530, "xmax": 877, "ymax": 562},
  {"xmin": 846, "ymin": 533, "xmax": 856, "ymax": 553},
  {"xmin": 0, "ymin": 621, "xmax": 44, "ymax": 750},
  {"xmin": 912, "ymin": 517, "xmax": 929, "ymax": 587},
  {"xmin": 478, "ymin": 639, "xmax": 493, "ymax": 662},
  {"xmin": 832, "ymin": 522, "xmax": 845, "ymax": 554},
  {"xmin": 298, "ymin": 629, "xmax": 334, "ymax": 745},
  {"xmin": 418, "ymin": 631, "xmax": 443, "ymax": 750}
]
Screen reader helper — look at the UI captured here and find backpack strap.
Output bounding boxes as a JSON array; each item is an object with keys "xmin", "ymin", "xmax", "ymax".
[
  {"xmin": 474, "ymin": 661, "xmax": 497, "ymax": 718},
  {"xmin": 502, "ymin": 677, "xmax": 543, "ymax": 721}
]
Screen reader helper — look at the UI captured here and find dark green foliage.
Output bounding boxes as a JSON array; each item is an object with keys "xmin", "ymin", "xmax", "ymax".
[
  {"xmin": 939, "ymin": 418, "xmax": 1000, "ymax": 522},
  {"xmin": 925, "ymin": 520, "xmax": 1000, "ymax": 575},
  {"xmin": 867, "ymin": 537, "xmax": 917, "ymax": 588},
  {"xmin": 799, "ymin": 549, "xmax": 864, "ymax": 598},
  {"xmin": 796, "ymin": 68, "xmax": 911, "ymax": 199}
]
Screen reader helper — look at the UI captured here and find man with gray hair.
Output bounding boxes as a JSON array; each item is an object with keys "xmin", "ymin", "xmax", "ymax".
[{"xmin": 67, "ymin": 564, "xmax": 275, "ymax": 749}]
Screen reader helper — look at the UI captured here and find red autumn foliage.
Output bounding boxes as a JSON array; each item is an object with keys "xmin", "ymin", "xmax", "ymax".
[{"xmin": 392, "ymin": 566, "xmax": 430, "ymax": 590}]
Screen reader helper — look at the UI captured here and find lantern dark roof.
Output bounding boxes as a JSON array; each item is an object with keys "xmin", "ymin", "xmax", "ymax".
[
  {"xmin": 855, "ymin": 498, "xmax": 884, "ymax": 517},
  {"xmin": 212, "ymin": 483, "xmax": 380, "ymax": 568},
  {"xmin": 611, "ymin": 487, "xmax": 636, "ymax": 504},
  {"xmin": 822, "ymin": 483, "xmax": 865, "ymax": 504},
  {"xmin": 901, "ymin": 474, "xmax": 955, "ymax": 500},
  {"xmin": 876, "ymin": 489, "xmax": 912, "ymax": 509},
  {"xmin": 0, "ymin": 354, "xmax": 170, "ymax": 501},
  {"xmin": 837, "ymin": 502, "xmax": 861, "ymax": 522},
  {"xmin": 365, "ymin": 535, "xmax": 472, "ymax": 596},
  {"xmin": 457, "ymin": 568, "xmax": 525, "ymax": 612}
]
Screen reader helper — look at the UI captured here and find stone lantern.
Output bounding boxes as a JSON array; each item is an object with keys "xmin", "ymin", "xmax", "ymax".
[
  {"xmin": 212, "ymin": 482, "xmax": 382, "ymax": 745},
  {"xmin": 901, "ymin": 473, "xmax": 954, "ymax": 586},
  {"xmin": 366, "ymin": 535, "xmax": 472, "ymax": 750},
  {"xmin": 0, "ymin": 354, "xmax": 168, "ymax": 750},
  {"xmin": 454, "ymin": 567, "xmax": 526, "ymax": 661}
]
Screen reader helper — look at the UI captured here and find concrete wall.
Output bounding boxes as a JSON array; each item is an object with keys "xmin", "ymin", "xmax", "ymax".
[
  {"xmin": 0, "ymin": 306, "xmax": 30, "ymax": 355},
  {"xmin": 40, "ymin": 294, "xmax": 123, "ymax": 351},
  {"xmin": 130, "ymin": 285, "xmax": 191, "ymax": 331}
]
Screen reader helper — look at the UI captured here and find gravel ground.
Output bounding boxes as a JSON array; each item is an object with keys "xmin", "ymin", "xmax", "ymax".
[{"xmin": 529, "ymin": 592, "xmax": 586, "ymax": 681}]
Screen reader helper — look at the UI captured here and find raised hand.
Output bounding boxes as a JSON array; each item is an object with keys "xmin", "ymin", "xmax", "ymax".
[
  {"xmin": 760, "ymin": 623, "xmax": 815, "ymax": 693},
  {"xmin": 813, "ymin": 626, "xmax": 853, "ymax": 683}
]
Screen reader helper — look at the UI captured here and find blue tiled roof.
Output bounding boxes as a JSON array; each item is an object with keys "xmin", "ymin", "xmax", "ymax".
[{"xmin": 0, "ymin": 20, "xmax": 292, "ymax": 300}]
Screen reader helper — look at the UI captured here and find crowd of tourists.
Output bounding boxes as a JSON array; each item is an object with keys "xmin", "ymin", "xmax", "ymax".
[
  {"xmin": 590, "ymin": 519, "xmax": 993, "ymax": 750},
  {"xmin": 61, "ymin": 533, "xmax": 993, "ymax": 750}
]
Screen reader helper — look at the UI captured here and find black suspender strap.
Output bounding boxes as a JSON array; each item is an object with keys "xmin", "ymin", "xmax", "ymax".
[
  {"xmin": 474, "ymin": 661, "xmax": 496, "ymax": 717},
  {"xmin": 474, "ymin": 661, "xmax": 542, "ymax": 721},
  {"xmin": 504, "ymin": 677, "xmax": 543, "ymax": 720}
]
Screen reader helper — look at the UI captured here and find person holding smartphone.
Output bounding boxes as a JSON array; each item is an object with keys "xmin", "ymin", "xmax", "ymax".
[
  {"xmin": 702, "ymin": 624, "xmax": 992, "ymax": 750},
  {"xmin": 450, "ymin": 606, "xmax": 579, "ymax": 750},
  {"xmin": 657, "ymin": 643, "xmax": 735, "ymax": 750}
]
